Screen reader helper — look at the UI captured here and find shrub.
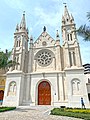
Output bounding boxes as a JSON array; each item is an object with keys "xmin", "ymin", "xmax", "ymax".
[
  {"xmin": 51, "ymin": 108, "xmax": 90, "ymax": 120},
  {"xmin": 0, "ymin": 107, "xmax": 16, "ymax": 112}
]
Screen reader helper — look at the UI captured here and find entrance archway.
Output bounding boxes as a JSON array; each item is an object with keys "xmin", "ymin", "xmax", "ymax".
[
  {"xmin": 0, "ymin": 90, "xmax": 4, "ymax": 101},
  {"xmin": 38, "ymin": 81, "xmax": 51, "ymax": 105}
]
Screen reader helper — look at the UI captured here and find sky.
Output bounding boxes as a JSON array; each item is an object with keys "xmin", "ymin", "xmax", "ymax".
[{"xmin": 0, "ymin": 0, "xmax": 90, "ymax": 64}]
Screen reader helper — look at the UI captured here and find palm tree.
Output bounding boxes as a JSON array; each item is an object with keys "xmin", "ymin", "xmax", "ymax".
[
  {"xmin": 0, "ymin": 50, "xmax": 18, "ymax": 72},
  {"xmin": 77, "ymin": 12, "xmax": 90, "ymax": 41}
]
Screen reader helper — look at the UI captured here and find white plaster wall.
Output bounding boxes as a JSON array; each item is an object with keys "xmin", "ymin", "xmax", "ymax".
[
  {"xmin": 29, "ymin": 72, "xmax": 60, "ymax": 106},
  {"xmin": 32, "ymin": 45, "xmax": 63, "ymax": 72},
  {"xmin": 65, "ymin": 67, "xmax": 90, "ymax": 108},
  {"xmin": 3, "ymin": 69, "xmax": 89, "ymax": 108},
  {"xmin": 19, "ymin": 74, "xmax": 25, "ymax": 105},
  {"xmin": 3, "ymin": 71, "xmax": 24, "ymax": 106}
]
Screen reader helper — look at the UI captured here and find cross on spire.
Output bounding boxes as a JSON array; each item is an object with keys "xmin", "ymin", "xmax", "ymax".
[
  {"xmin": 23, "ymin": 11, "xmax": 25, "ymax": 14},
  {"xmin": 63, "ymin": 2, "xmax": 67, "ymax": 7},
  {"xmin": 43, "ymin": 26, "xmax": 46, "ymax": 32}
]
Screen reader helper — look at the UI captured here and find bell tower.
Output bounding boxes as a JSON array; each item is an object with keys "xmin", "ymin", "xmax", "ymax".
[
  {"xmin": 62, "ymin": 5, "xmax": 82, "ymax": 68},
  {"xmin": 11, "ymin": 12, "xmax": 29, "ymax": 72}
]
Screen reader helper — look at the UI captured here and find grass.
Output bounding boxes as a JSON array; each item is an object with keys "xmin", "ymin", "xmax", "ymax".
[
  {"xmin": 51, "ymin": 108, "xmax": 90, "ymax": 120},
  {"xmin": 0, "ymin": 107, "xmax": 16, "ymax": 112}
]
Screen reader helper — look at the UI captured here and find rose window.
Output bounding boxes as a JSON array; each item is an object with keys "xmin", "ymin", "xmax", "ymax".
[{"xmin": 37, "ymin": 51, "xmax": 53, "ymax": 67}]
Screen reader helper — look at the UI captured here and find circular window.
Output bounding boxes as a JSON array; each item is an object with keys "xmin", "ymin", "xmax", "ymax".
[
  {"xmin": 36, "ymin": 50, "xmax": 53, "ymax": 67},
  {"xmin": 42, "ymin": 41, "xmax": 47, "ymax": 46}
]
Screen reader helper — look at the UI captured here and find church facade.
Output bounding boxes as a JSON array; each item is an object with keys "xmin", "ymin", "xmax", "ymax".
[{"xmin": 3, "ymin": 6, "xmax": 90, "ymax": 107}]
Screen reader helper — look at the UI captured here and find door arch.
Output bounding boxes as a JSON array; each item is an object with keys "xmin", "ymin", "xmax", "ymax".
[{"xmin": 38, "ymin": 81, "xmax": 51, "ymax": 105}]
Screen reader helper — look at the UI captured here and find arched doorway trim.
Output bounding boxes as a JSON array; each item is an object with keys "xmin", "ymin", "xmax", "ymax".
[{"xmin": 36, "ymin": 79, "xmax": 51, "ymax": 105}]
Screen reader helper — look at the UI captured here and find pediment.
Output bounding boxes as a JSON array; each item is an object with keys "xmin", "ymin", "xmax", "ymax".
[{"xmin": 33, "ymin": 31, "xmax": 55, "ymax": 48}]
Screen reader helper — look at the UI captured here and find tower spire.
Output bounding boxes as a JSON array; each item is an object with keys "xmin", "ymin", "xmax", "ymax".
[
  {"xmin": 64, "ymin": 5, "xmax": 70, "ymax": 20},
  {"xmin": 20, "ymin": 11, "xmax": 26, "ymax": 30},
  {"xmin": 62, "ymin": 5, "xmax": 74, "ymax": 25},
  {"xmin": 56, "ymin": 30, "xmax": 60, "ymax": 45}
]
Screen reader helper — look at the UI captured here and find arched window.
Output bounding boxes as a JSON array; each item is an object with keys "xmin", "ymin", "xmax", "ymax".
[
  {"xmin": 69, "ymin": 52, "xmax": 72, "ymax": 66},
  {"xmin": 71, "ymin": 79, "xmax": 80, "ymax": 95},
  {"xmin": 70, "ymin": 34, "xmax": 72, "ymax": 41},
  {"xmin": 77, "ymin": 82, "xmax": 80, "ymax": 91},
  {"xmin": 67, "ymin": 34, "xmax": 69, "ymax": 41},
  {"xmin": 8, "ymin": 81, "xmax": 16, "ymax": 96},
  {"xmin": 73, "ymin": 52, "xmax": 76, "ymax": 66},
  {"xmin": 16, "ymin": 40, "xmax": 21, "ymax": 47},
  {"xmin": 19, "ymin": 40, "xmax": 21, "ymax": 47},
  {"xmin": 16, "ymin": 40, "xmax": 18, "ymax": 47},
  {"xmin": 67, "ymin": 34, "xmax": 73, "ymax": 41}
]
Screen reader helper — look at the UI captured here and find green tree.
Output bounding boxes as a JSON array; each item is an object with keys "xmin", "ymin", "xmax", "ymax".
[
  {"xmin": 77, "ymin": 12, "xmax": 90, "ymax": 41},
  {"xmin": 0, "ymin": 50, "xmax": 18, "ymax": 72}
]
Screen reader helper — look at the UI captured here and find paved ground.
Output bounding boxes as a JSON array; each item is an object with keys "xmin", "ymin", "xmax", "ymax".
[{"xmin": 0, "ymin": 106, "xmax": 82, "ymax": 120}]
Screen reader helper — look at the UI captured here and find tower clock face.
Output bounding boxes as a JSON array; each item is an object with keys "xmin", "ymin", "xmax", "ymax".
[
  {"xmin": 67, "ymin": 29, "xmax": 71, "ymax": 33},
  {"xmin": 17, "ymin": 36, "xmax": 21, "ymax": 40},
  {"xmin": 35, "ymin": 49, "xmax": 54, "ymax": 67}
]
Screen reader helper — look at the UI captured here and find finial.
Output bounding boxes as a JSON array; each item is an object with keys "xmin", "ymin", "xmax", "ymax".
[
  {"xmin": 56, "ymin": 30, "xmax": 59, "ymax": 37},
  {"xmin": 56, "ymin": 30, "xmax": 60, "ymax": 44},
  {"xmin": 43, "ymin": 26, "xmax": 46, "ymax": 32},
  {"xmin": 16, "ymin": 23, "xmax": 19, "ymax": 31},
  {"xmin": 70, "ymin": 14, "xmax": 74, "ymax": 21},
  {"xmin": 63, "ymin": 3, "xmax": 67, "ymax": 7},
  {"xmin": 23, "ymin": 11, "xmax": 25, "ymax": 15},
  {"xmin": 30, "ymin": 35, "xmax": 33, "ymax": 47},
  {"xmin": 30, "ymin": 35, "xmax": 33, "ymax": 41}
]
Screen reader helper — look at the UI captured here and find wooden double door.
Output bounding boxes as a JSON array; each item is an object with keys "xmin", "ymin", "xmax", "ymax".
[{"xmin": 38, "ymin": 81, "xmax": 51, "ymax": 105}]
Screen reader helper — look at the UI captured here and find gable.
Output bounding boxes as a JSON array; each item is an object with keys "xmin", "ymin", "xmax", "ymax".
[{"xmin": 33, "ymin": 31, "xmax": 55, "ymax": 48}]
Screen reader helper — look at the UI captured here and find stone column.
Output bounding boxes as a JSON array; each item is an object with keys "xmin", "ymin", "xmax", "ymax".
[
  {"xmin": 56, "ymin": 45, "xmax": 61, "ymax": 71},
  {"xmin": 75, "ymin": 46, "xmax": 82, "ymax": 67},
  {"xmin": 18, "ymin": 53, "xmax": 22, "ymax": 70},
  {"xmin": 25, "ymin": 76, "xmax": 30, "ymax": 101},
  {"xmin": 64, "ymin": 46, "xmax": 70, "ymax": 68},
  {"xmin": 53, "ymin": 57, "xmax": 56, "ymax": 70},
  {"xmin": 59, "ymin": 74, "xmax": 64, "ymax": 101},
  {"xmin": 35, "ymin": 60, "xmax": 37, "ymax": 72},
  {"xmin": 28, "ymin": 48, "xmax": 33, "ymax": 73}
]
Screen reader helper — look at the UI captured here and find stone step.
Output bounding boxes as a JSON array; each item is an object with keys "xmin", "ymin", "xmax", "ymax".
[{"xmin": 21, "ymin": 102, "xmax": 31, "ymax": 106}]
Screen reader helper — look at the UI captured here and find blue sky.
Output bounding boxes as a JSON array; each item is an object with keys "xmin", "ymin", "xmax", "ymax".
[{"xmin": 0, "ymin": 0, "xmax": 90, "ymax": 64}]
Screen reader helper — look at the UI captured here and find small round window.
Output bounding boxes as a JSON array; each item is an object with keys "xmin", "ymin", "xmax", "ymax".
[{"xmin": 42, "ymin": 41, "xmax": 47, "ymax": 46}]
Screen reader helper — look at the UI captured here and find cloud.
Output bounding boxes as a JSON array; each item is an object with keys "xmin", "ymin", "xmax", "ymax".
[
  {"xmin": 52, "ymin": 0, "xmax": 63, "ymax": 4},
  {"xmin": 1, "ymin": 0, "xmax": 90, "ymax": 64},
  {"xmin": 4, "ymin": 0, "xmax": 25, "ymax": 11},
  {"xmin": 34, "ymin": 7, "xmax": 61, "ymax": 28},
  {"xmin": 79, "ymin": 40, "xmax": 90, "ymax": 64}
]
